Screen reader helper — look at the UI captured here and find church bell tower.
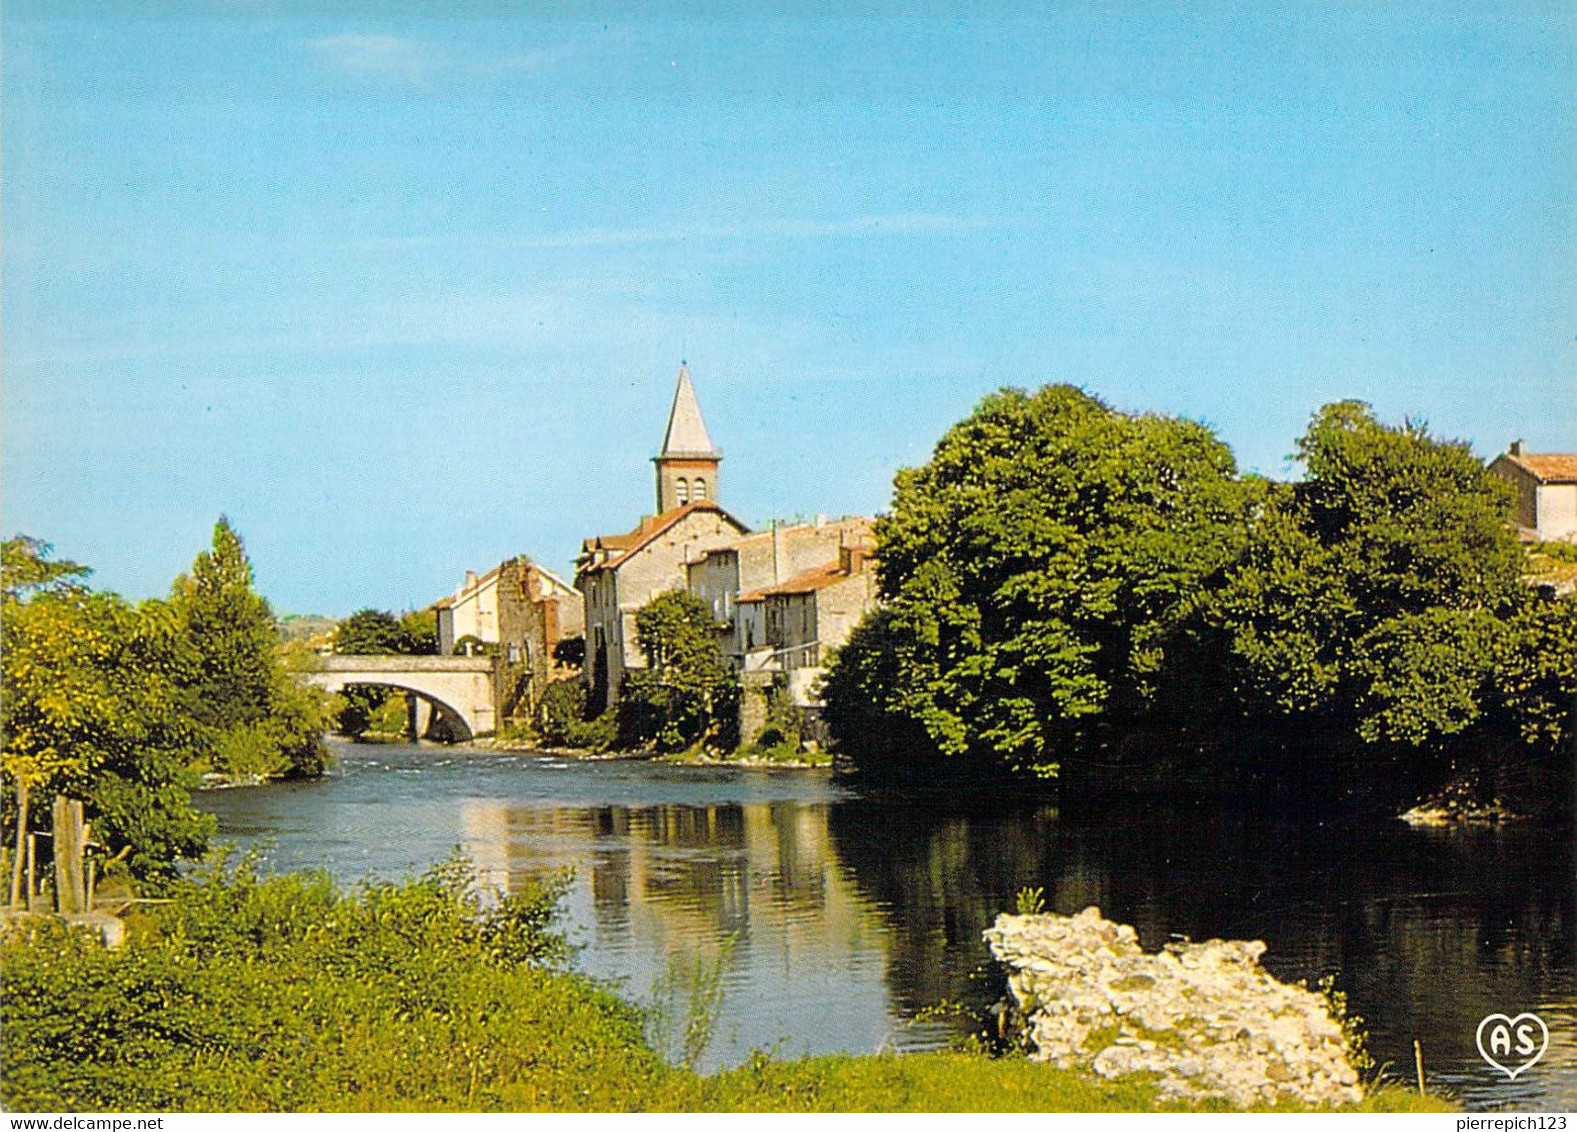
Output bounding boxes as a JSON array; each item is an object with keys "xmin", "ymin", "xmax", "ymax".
[{"xmin": 654, "ymin": 365, "xmax": 722, "ymax": 513}]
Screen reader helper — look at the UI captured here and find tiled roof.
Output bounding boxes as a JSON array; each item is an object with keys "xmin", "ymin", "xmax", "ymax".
[
  {"xmin": 691, "ymin": 517, "xmax": 876, "ymax": 561},
  {"xmin": 738, "ymin": 558, "xmax": 869, "ymax": 602},
  {"xmin": 578, "ymin": 501, "xmax": 749, "ymax": 574},
  {"xmin": 1511, "ymin": 453, "xmax": 1577, "ymax": 484}
]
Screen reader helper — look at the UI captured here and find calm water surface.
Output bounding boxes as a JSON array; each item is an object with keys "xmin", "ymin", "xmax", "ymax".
[{"xmin": 197, "ymin": 741, "xmax": 1575, "ymax": 1111}]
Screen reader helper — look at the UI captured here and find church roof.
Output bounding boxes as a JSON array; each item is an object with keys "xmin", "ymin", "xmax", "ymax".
[{"xmin": 658, "ymin": 365, "xmax": 721, "ymax": 460}]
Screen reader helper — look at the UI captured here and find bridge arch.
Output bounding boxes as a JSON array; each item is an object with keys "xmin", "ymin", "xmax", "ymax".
[{"xmin": 305, "ymin": 656, "xmax": 499, "ymax": 741}]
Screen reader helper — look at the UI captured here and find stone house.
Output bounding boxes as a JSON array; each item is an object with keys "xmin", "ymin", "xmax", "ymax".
[
  {"xmin": 686, "ymin": 516, "xmax": 874, "ymax": 666},
  {"xmin": 736, "ymin": 543, "xmax": 879, "ymax": 708},
  {"xmin": 433, "ymin": 556, "xmax": 584, "ymax": 715},
  {"xmin": 577, "ymin": 502, "xmax": 751, "ymax": 712},
  {"xmin": 1489, "ymin": 442, "xmax": 1577, "ymax": 542}
]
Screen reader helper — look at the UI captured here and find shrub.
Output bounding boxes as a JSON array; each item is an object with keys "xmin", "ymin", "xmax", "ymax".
[
  {"xmin": 0, "ymin": 852, "xmax": 669, "ymax": 1112},
  {"xmin": 538, "ymin": 680, "xmax": 617, "ymax": 752}
]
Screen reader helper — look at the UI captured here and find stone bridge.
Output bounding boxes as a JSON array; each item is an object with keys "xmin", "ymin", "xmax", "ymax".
[{"xmin": 305, "ymin": 655, "xmax": 500, "ymax": 741}]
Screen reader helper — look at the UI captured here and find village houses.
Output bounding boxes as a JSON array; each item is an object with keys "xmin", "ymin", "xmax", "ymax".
[
  {"xmin": 432, "ymin": 556, "xmax": 584, "ymax": 718},
  {"xmin": 574, "ymin": 366, "xmax": 880, "ymax": 729}
]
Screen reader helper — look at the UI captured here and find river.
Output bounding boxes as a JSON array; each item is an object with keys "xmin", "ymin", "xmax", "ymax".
[{"xmin": 196, "ymin": 740, "xmax": 1575, "ymax": 1112}]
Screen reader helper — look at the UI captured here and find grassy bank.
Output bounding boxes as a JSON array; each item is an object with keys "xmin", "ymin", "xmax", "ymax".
[{"xmin": 0, "ymin": 859, "xmax": 1450, "ymax": 1114}]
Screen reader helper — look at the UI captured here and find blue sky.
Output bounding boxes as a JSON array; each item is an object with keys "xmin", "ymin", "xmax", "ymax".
[{"xmin": 4, "ymin": 1, "xmax": 1573, "ymax": 615}]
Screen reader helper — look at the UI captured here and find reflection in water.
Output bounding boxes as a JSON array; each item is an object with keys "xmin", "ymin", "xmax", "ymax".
[
  {"xmin": 457, "ymin": 795, "xmax": 919, "ymax": 1066},
  {"xmin": 200, "ymin": 743, "xmax": 1574, "ymax": 1110},
  {"xmin": 826, "ymin": 797, "xmax": 1576, "ymax": 1111}
]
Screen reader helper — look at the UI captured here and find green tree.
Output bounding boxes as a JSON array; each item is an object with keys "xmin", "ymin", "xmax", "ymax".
[
  {"xmin": 333, "ymin": 608, "xmax": 436, "ymax": 656},
  {"xmin": 398, "ymin": 608, "xmax": 439, "ymax": 655},
  {"xmin": 1204, "ymin": 403, "xmax": 1526, "ymax": 747},
  {"xmin": 333, "ymin": 609, "xmax": 411, "ymax": 655},
  {"xmin": 2, "ymin": 538, "xmax": 213, "ymax": 889},
  {"xmin": 622, "ymin": 591, "xmax": 737, "ymax": 752},
  {"xmin": 1493, "ymin": 595, "xmax": 1577, "ymax": 760},
  {"xmin": 824, "ymin": 384, "xmax": 1255, "ymax": 779},
  {"xmin": 170, "ymin": 518, "xmax": 326, "ymax": 778}
]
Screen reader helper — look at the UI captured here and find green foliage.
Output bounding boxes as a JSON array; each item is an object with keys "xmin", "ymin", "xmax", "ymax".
[
  {"xmin": 1205, "ymin": 403, "xmax": 1526, "ymax": 744},
  {"xmin": 536, "ymin": 679, "xmax": 616, "ymax": 751},
  {"xmin": 1532, "ymin": 540, "xmax": 1577, "ymax": 564},
  {"xmin": 0, "ymin": 853, "xmax": 667, "ymax": 1113},
  {"xmin": 170, "ymin": 519, "xmax": 327, "ymax": 779},
  {"xmin": 1315, "ymin": 975, "xmax": 1376, "ymax": 1080},
  {"xmin": 1014, "ymin": 886, "xmax": 1046, "ymax": 915},
  {"xmin": 2, "ymin": 524, "xmax": 333, "ymax": 881},
  {"xmin": 1, "ymin": 535, "xmax": 91, "ymax": 601},
  {"xmin": 399, "ymin": 608, "xmax": 439, "ymax": 654},
  {"xmin": 2, "ymin": 541, "xmax": 214, "ymax": 882},
  {"xmin": 1493, "ymin": 595, "xmax": 1577, "ymax": 753},
  {"xmin": 759, "ymin": 683, "xmax": 802, "ymax": 749},
  {"xmin": 334, "ymin": 608, "xmax": 434, "ymax": 656},
  {"xmin": 676, "ymin": 1051, "xmax": 1449, "ymax": 1112},
  {"xmin": 825, "ymin": 391, "xmax": 1572, "ymax": 806},
  {"xmin": 622, "ymin": 591, "xmax": 738, "ymax": 753},
  {"xmin": 453, "ymin": 634, "xmax": 497, "ymax": 657},
  {"xmin": 552, "ymin": 635, "xmax": 586, "ymax": 669},
  {"xmin": 1349, "ymin": 609, "xmax": 1508, "ymax": 745},
  {"xmin": 328, "ymin": 608, "xmax": 436, "ymax": 736},
  {"xmin": 645, "ymin": 939, "xmax": 734, "ymax": 1071},
  {"xmin": 0, "ymin": 852, "xmax": 1454, "ymax": 1113},
  {"xmin": 825, "ymin": 385, "xmax": 1255, "ymax": 778}
]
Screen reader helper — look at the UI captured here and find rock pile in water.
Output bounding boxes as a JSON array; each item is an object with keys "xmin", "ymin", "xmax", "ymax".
[{"xmin": 984, "ymin": 907, "xmax": 1364, "ymax": 1109}]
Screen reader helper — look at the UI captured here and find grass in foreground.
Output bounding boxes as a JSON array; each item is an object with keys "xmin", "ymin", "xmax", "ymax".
[{"xmin": 0, "ymin": 858, "xmax": 1452, "ymax": 1113}]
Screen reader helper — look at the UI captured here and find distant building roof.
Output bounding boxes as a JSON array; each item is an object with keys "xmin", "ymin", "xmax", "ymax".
[
  {"xmin": 431, "ymin": 556, "xmax": 575, "ymax": 609},
  {"xmin": 737, "ymin": 549, "xmax": 873, "ymax": 602},
  {"xmin": 657, "ymin": 365, "xmax": 721, "ymax": 460},
  {"xmin": 690, "ymin": 516, "xmax": 875, "ymax": 562},
  {"xmin": 431, "ymin": 562, "xmax": 505, "ymax": 610},
  {"xmin": 578, "ymin": 500, "xmax": 749, "ymax": 575},
  {"xmin": 1505, "ymin": 452, "xmax": 1577, "ymax": 484}
]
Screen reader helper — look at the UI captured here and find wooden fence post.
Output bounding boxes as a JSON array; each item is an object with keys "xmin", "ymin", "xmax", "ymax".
[{"xmin": 53, "ymin": 796, "xmax": 86, "ymax": 915}]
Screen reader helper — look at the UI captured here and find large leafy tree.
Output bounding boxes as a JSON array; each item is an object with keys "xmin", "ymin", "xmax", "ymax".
[
  {"xmin": 621, "ymin": 590, "xmax": 736, "ymax": 752},
  {"xmin": 170, "ymin": 518, "xmax": 327, "ymax": 778},
  {"xmin": 1204, "ymin": 402, "xmax": 1526, "ymax": 749},
  {"xmin": 2, "ymin": 538, "xmax": 213, "ymax": 889},
  {"xmin": 825, "ymin": 384, "xmax": 1256, "ymax": 779},
  {"xmin": 333, "ymin": 608, "xmax": 435, "ymax": 656}
]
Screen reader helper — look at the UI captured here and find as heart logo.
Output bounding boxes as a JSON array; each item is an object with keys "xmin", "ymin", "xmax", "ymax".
[{"xmin": 1475, "ymin": 1013, "xmax": 1549, "ymax": 1080}]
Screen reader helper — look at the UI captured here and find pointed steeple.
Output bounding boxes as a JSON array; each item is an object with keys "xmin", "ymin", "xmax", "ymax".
[
  {"xmin": 653, "ymin": 364, "xmax": 723, "ymax": 513},
  {"xmin": 659, "ymin": 365, "xmax": 721, "ymax": 458}
]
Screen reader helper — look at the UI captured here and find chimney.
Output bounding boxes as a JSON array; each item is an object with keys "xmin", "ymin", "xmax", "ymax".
[
  {"xmin": 1510, "ymin": 439, "xmax": 1524, "ymax": 457},
  {"xmin": 840, "ymin": 545, "xmax": 867, "ymax": 574},
  {"xmin": 465, "ymin": 570, "xmax": 477, "ymax": 589}
]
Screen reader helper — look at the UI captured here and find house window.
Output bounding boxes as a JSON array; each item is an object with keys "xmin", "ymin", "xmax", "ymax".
[
  {"xmin": 693, "ymin": 476, "xmax": 708, "ymax": 500},
  {"xmin": 676, "ymin": 478, "xmax": 689, "ymax": 505}
]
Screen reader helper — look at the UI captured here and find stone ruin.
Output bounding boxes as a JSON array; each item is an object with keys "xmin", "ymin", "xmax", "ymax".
[{"xmin": 984, "ymin": 906, "xmax": 1364, "ymax": 1109}]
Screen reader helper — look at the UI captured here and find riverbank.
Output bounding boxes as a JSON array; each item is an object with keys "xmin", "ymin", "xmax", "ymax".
[
  {"xmin": 424, "ymin": 733, "xmax": 835, "ymax": 770},
  {"xmin": 0, "ymin": 858, "xmax": 1451, "ymax": 1114}
]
